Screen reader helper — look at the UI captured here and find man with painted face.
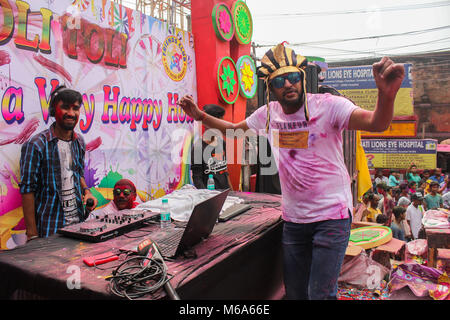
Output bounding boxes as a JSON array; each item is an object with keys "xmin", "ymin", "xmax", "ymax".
[
  {"xmin": 87, "ymin": 179, "xmax": 139, "ymax": 220},
  {"xmin": 19, "ymin": 85, "xmax": 98, "ymax": 240},
  {"xmin": 177, "ymin": 43, "xmax": 405, "ymax": 300}
]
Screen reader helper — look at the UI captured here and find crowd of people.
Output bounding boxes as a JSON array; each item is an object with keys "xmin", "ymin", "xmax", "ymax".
[{"xmin": 357, "ymin": 164, "xmax": 449, "ymax": 242}]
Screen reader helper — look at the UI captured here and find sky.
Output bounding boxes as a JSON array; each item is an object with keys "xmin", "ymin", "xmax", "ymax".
[{"xmin": 244, "ymin": 0, "xmax": 450, "ymax": 62}]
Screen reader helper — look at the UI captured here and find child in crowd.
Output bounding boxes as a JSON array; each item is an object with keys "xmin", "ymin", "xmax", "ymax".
[
  {"xmin": 388, "ymin": 170, "xmax": 400, "ymax": 187},
  {"xmin": 408, "ymin": 181, "xmax": 417, "ymax": 194},
  {"xmin": 390, "ymin": 206, "xmax": 407, "ymax": 241},
  {"xmin": 376, "ymin": 214, "xmax": 389, "ymax": 226},
  {"xmin": 424, "ymin": 181, "xmax": 443, "ymax": 210}
]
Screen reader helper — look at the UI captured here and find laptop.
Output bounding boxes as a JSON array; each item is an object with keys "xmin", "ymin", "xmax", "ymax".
[{"xmin": 123, "ymin": 189, "xmax": 230, "ymax": 258}]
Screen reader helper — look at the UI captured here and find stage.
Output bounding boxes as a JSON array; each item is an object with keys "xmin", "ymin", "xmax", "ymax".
[{"xmin": 0, "ymin": 192, "xmax": 283, "ymax": 300}]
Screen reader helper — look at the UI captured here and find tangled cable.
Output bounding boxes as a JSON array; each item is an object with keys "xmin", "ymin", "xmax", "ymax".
[{"xmin": 107, "ymin": 255, "xmax": 169, "ymax": 300}]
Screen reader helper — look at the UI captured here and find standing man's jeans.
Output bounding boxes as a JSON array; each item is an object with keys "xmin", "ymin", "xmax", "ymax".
[{"xmin": 282, "ymin": 217, "xmax": 351, "ymax": 300}]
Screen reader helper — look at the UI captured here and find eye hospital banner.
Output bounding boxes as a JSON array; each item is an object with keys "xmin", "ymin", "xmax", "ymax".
[
  {"xmin": 322, "ymin": 63, "xmax": 414, "ymax": 117},
  {"xmin": 361, "ymin": 139, "xmax": 437, "ymax": 170},
  {"xmin": 0, "ymin": 0, "xmax": 197, "ymax": 249}
]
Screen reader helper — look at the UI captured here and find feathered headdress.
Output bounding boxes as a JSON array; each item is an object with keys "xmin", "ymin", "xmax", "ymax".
[{"xmin": 257, "ymin": 43, "xmax": 309, "ymax": 132}]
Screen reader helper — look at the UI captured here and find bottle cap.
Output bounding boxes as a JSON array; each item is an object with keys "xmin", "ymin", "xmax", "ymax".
[
  {"xmin": 162, "ymin": 198, "xmax": 168, "ymax": 203},
  {"xmin": 209, "ymin": 174, "xmax": 213, "ymax": 178}
]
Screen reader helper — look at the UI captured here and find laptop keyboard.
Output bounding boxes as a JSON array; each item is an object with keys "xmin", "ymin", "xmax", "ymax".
[{"xmin": 155, "ymin": 229, "xmax": 184, "ymax": 257}]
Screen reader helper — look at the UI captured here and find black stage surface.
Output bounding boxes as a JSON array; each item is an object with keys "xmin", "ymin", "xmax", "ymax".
[{"xmin": 0, "ymin": 192, "xmax": 283, "ymax": 300}]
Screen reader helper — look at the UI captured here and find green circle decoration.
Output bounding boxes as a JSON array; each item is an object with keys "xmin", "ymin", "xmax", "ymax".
[
  {"xmin": 212, "ymin": 3, "xmax": 235, "ymax": 42},
  {"xmin": 236, "ymin": 55, "xmax": 257, "ymax": 99},
  {"xmin": 217, "ymin": 56, "xmax": 239, "ymax": 104},
  {"xmin": 232, "ymin": 0, "xmax": 253, "ymax": 45}
]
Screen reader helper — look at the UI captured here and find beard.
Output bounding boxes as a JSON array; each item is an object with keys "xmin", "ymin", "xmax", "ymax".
[
  {"xmin": 279, "ymin": 90, "xmax": 304, "ymax": 109},
  {"xmin": 60, "ymin": 116, "xmax": 77, "ymax": 130}
]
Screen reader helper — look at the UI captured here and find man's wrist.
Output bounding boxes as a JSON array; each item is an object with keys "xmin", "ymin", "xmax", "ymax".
[
  {"xmin": 83, "ymin": 187, "xmax": 91, "ymax": 195},
  {"xmin": 197, "ymin": 111, "xmax": 206, "ymax": 121}
]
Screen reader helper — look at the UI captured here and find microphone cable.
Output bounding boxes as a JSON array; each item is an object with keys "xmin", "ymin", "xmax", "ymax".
[{"xmin": 107, "ymin": 255, "xmax": 171, "ymax": 300}]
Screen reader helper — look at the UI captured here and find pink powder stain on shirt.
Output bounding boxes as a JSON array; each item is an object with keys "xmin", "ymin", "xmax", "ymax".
[{"xmin": 320, "ymin": 132, "xmax": 328, "ymax": 138}]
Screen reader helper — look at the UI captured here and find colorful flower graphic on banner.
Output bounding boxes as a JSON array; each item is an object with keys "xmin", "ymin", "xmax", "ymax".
[
  {"xmin": 236, "ymin": 55, "xmax": 257, "ymax": 99},
  {"xmin": 217, "ymin": 56, "xmax": 239, "ymax": 104},
  {"xmin": 232, "ymin": 0, "xmax": 253, "ymax": 45},
  {"xmin": 72, "ymin": 0, "xmax": 90, "ymax": 11},
  {"xmin": 133, "ymin": 34, "xmax": 169, "ymax": 93},
  {"xmin": 111, "ymin": 3, "xmax": 134, "ymax": 37},
  {"xmin": 212, "ymin": 3, "xmax": 235, "ymax": 42}
]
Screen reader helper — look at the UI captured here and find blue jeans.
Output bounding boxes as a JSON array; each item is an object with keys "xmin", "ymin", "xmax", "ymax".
[{"xmin": 282, "ymin": 217, "xmax": 351, "ymax": 300}]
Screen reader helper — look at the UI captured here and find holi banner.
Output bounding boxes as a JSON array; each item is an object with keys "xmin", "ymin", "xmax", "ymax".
[
  {"xmin": 361, "ymin": 139, "xmax": 437, "ymax": 169},
  {"xmin": 0, "ymin": 0, "xmax": 197, "ymax": 249},
  {"xmin": 322, "ymin": 64, "xmax": 414, "ymax": 117}
]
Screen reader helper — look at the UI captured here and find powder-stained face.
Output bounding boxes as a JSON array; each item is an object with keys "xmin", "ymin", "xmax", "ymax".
[
  {"xmin": 270, "ymin": 72, "xmax": 304, "ymax": 110},
  {"xmin": 113, "ymin": 184, "xmax": 136, "ymax": 210},
  {"xmin": 54, "ymin": 100, "xmax": 80, "ymax": 131}
]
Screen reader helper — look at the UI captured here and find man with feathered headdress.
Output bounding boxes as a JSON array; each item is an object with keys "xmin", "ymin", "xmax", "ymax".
[{"xmin": 177, "ymin": 43, "xmax": 404, "ymax": 300}]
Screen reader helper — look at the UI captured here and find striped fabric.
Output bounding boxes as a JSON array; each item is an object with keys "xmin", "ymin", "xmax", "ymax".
[{"xmin": 19, "ymin": 123, "xmax": 86, "ymax": 237}]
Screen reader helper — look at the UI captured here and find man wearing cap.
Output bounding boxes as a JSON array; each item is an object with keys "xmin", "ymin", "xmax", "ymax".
[
  {"xmin": 406, "ymin": 192, "xmax": 425, "ymax": 240},
  {"xmin": 190, "ymin": 104, "xmax": 233, "ymax": 190},
  {"xmin": 177, "ymin": 43, "xmax": 405, "ymax": 300}
]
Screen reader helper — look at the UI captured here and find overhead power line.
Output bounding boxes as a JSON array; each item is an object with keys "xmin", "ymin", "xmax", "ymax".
[
  {"xmin": 298, "ymin": 36, "xmax": 450, "ymax": 56},
  {"xmin": 254, "ymin": 25, "xmax": 450, "ymax": 48},
  {"xmin": 324, "ymin": 47, "xmax": 450, "ymax": 63},
  {"xmin": 253, "ymin": 1, "xmax": 450, "ymax": 18}
]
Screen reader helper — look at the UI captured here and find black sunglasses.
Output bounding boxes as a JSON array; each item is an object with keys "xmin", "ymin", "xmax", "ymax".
[
  {"xmin": 271, "ymin": 72, "xmax": 302, "ymax": 89},
  {"xmin": 113, "ymin": 188, "xmax": 132, "ymax": 196}
]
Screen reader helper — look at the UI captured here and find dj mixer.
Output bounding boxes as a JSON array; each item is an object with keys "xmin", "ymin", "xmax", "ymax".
[{"xmin": 58, "ymin": 209, "xmax": 159, "ymax": 242}]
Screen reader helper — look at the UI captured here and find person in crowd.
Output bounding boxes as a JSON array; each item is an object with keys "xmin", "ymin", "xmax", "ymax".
[
  {"xmin": 177, "ymin": 43, "xmax": 404, "ymax": 300},
  {"xmin": 438, "ymin": 175, "xmax": 449, "ymax": 194},
  {"xmin": 424, "ymin": 181, "xmax": 443, "ymax": 210},
  {"xmin": 390, "ymin": 206, "xmax": 407, "ymax": 241},
  {"xmin": 87, "ymin": 179, "xmax": 139, "ymax": 220},
  {"xmin": 421, "ymin": 169, "xmax": 431, "ymax": 181},
  {"xmin": 423, "ymin": 179, "xmax": 433, "ymax": 195},
  {"xmin": 408, "ymin": 181, "xmax": 417, "ymax": 194},
  {"xmin": 418, "ymin": 179, "xmax": 427, "ymax": 193},
  {"xmin": 396, "ymin": 195, "xmax": 412, "ymax": 240},
  {"xmin": 406, "ymin": 192, "xmax": 425, "ymax": 240},
  {"xmin": 384, "ymin": 186, "xmax": 396, "ymax": 226},
  {"xmin": 19, "ymin": 86, "xmax": 97, "ymax": 240},
  {"xmin": 190, "ymin": 104, "xmax": 233, "ymax": 190},
  {"xmin": 388, "ymin": 170, "xmax": 401, "ymax": 187},
  {"xmin": 373, "ymin": 169, "xmax": 389, "ymax": 190},
  {"xmin": 398, "ymin": 183, "xmax": 411, "ymax": 201},
  {"xmin": 430, "ymin": 168, "xmax": 445, "ymax": 185},
  {"xmin": 405, "ymin": 163, "xmax": 422, "ymax": 185},
  {"xmin": 362, "ymin": 193, "xmax": 382, "ymax": 222},
  {"xmin": 376, "ymin": 214, "xmax": 389, "ymax": 226},
  {"xmin": 375, "ymin": 183, "xmax": 387, "ymax": 213}
]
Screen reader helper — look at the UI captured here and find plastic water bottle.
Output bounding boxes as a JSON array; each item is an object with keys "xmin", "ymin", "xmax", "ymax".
[
  {"xmin": 207, "ymin": 174, "xmax": 215, "ymax": 190},
  {"xmin": 160, "ymin": 198, "xmax": 171, "ymax": 229}
]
